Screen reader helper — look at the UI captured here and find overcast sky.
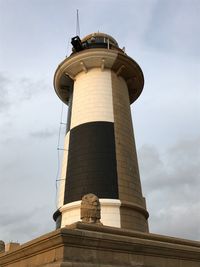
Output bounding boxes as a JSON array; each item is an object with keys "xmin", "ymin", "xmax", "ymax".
[{"xmin": 0, "ymin": 0, "xmax": 199, "ymax": 244}]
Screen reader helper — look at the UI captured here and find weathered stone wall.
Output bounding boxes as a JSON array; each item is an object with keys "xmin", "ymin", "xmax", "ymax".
[{"xmin": 0, "ymin": 224, "xmax": 200, "ymax": 267}]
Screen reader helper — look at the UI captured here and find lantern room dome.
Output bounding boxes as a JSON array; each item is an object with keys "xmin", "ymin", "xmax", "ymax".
[{"xmin": 81, "ymin": 32, "xmax": 119, "ymax": 47}]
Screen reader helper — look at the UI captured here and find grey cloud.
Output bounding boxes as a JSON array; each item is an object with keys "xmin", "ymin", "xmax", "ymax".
[
  {"xmin": 150, "ymin": 201, "xmax": 200, "ymax": 241},
  {"xmin": 139, "ymin": 136, "xmax": 200, "ymax": 191},
  {"xmin": 19, "ymin": 77, "xmax": 49, "ymax": 101},
  {"xmin": 138, "ymin": 136, "xmax": 200, "ymax": 240},
  {"xmin": 0, "ymin": 73, "xmax": 49, "ymax": 108},
  {"xmin": 0, "ymin": 210, "xmax": 33, "ymax": 227},
  {"xmin": 144, "ymin": 0, "xmax": 200, "ymax": 57},
  {"xmin": 0, "ymin": 0, "xmax": 199, "ymax": 245},
  {"xmin": 0, "ymin": 73, "xmax": 11, "ymax": 112},
  {"xmin": 0, "ymin": 206, "xmax": 54, "ymax": 244},
  {"xmin": 30, "ymin": 128, "xmax": 57, "ymax": 139}
]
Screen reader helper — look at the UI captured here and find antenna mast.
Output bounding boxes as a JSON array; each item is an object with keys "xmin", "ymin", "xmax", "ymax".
[{"xmin": 76, "ymin": 9, "xmax": 80, "ymax": 36}]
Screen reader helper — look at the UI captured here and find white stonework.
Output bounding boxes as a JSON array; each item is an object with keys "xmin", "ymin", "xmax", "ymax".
[
  {"xmin": 100, "ymin": 199, "xmax": 121, "ymax": 228},
  {"xmin": 57, "ymin": 132, "xmax": 70, "ymax": 208},
  {"xmin": 60, "ymin": 200, "xmax": 81, "ymax": 227},
  {"xmin": 60, "ymin": 199, "xmax": 121, "ymax": 228},
  {"xmin": 70, "ymin": 68, "xmax": 114, "ymax": 129}
]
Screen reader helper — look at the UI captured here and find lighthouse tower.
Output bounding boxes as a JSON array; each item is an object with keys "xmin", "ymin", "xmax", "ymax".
[{"xmin": 53, "ymin": 32, "xmax": 149, "ymax": 232}]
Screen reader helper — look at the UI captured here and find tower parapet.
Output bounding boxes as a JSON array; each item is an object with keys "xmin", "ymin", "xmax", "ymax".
[{"xmin": 53, "ymin": 32, "xmax": 149, "ymax": 232}]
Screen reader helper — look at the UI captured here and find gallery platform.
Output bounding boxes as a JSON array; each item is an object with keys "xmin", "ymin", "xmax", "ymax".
[{"xmin": 0, "ymin": 222, "xmax": 200, "ymax": 267}]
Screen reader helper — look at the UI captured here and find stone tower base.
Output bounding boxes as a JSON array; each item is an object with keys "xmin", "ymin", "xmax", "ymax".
[{"xmin": 0, "ymin": 222, "xmax": 200, "ymax": 266}]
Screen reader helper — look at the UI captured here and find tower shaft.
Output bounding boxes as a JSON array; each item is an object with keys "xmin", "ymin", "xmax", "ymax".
[{"xmin": 54, "ymin": 33, "xmax": 149, "ymax": 232}]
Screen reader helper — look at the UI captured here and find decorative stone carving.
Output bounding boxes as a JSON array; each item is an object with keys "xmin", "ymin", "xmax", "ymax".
[
  {"xmin": 0, "ymin": 240, "xmax": 5, "ymax": 253},
  {"xmin": 81, "ymin": 193, "xmax": 102, "ymax": 224}
]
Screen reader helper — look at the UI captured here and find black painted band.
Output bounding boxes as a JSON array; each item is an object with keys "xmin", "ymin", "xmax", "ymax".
[{"xmin": 64, "ymin": 121, "xmax": 118, "ymax": 203}]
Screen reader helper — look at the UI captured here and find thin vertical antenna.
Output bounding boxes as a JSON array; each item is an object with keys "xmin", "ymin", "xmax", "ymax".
[{"xmin": 76, "ymin": 9, "xmax": 80, "ymax": 36}]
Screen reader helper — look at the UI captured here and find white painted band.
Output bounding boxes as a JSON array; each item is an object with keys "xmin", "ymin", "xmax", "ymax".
[
  {"xmin": 70, "ymin": 68, "xmax": 114, "ymax": 130},
  {"xmin": 60, "ymin": 199, "xmax": 121, "ymax": 228},
  {"xmin": 57, "ymin": 132, "xmax": 70, "ymax": 208}
]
